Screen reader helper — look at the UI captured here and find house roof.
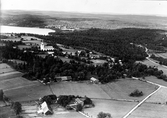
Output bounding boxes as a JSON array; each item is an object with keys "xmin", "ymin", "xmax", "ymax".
[
  {"xmin": 55, "ymin": 76, "xmax": 72, "ymax": 81},
  {"xmin": 75, "ymin": 98, "xmax": 83, "ymax": 104},
  {"xmin": 40, "ymin": 102, "xmax": 51, "ymax": 114},
  {"xmin": 90, "ymin": 77, "xmax": 98, "ymax": 81}
]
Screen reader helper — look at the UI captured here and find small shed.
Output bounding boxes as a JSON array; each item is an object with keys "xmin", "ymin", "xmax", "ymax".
[
  {"xmin": 55, "ymin": 76, "xmax": 72, "ymax": 81},
  {"xmin": 90, "ymin": 77, "xmax": 99, "ymax": 84},
  {"xmin": 37, "ymin": 102, "xmax": 53, "ymax": 115},
  {"xmin": 75, "ymin": 98, "xmax": 84, "ymax": 106}
]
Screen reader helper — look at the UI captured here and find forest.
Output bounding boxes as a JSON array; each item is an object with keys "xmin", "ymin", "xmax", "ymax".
[{"xmin": 1, "ymin": 31, "xmax": 166, "ymax": 83}]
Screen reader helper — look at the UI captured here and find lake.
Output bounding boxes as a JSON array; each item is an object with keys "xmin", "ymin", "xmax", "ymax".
[{"xmin": 0, "ymin": 25, "xmax": 55, "ymax": 35}]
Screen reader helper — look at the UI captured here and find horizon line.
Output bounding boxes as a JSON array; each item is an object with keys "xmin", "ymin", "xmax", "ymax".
[{"xmin": 2, "ymin": 9, "xmax": 167, "ymax": 18}]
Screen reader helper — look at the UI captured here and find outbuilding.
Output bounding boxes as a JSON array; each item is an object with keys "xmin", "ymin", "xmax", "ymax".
[{"xmin": 90, "ymin": 77, "xmax": 99, "ymax": 84}]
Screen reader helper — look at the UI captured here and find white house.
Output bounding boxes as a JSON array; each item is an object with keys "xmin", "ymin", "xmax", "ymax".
[{"xmin": 37, "ymin": 102, "xmax": 53, "ymax": 115}]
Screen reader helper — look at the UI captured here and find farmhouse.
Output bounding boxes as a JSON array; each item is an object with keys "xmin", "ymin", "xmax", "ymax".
[
  {"xmin": 55, "ymin": 76, "xmax": 72, "ymax": 81},
  {"xmin": 37, "ymin": 101, "xmax": 53, "ymax": 115},
  {"xmin": 90, "ymin": 77, "xmax": 99, "ymax": 84}
]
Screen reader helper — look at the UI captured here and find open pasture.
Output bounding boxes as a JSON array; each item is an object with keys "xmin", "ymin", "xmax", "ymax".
[
  {"xmin": 50, "ymin": 82, "xmax": 110, "ymax": 99},
  {"xmin": 100, "ymin": 79, "xmax": 157, "ymax": 101},
  {"xmin": 146, "ymin": 87, "xmax": 167, "ymax": 104},
  {"xmin": 84, "ymin": 99, "xmax": 138, "ymax": 118},
  {"xmin": 128, "ymin": 103, "xmax": 167, "ymax": 118}
]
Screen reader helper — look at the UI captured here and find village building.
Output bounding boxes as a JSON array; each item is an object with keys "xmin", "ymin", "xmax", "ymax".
[
  {"xmin": 40, "ymin": 41, "xmax": 54, "ymax": 51},
  {"xmin": 37, "ymin": 101, "xmax": 53, "ymax": 115},
  {"xmin": 90, "ymin": 77, "xmax": 99, "ymax": 84},
  {"xmin": 55, "ymin": 76, "xmax": 72, "ymax": 82}
]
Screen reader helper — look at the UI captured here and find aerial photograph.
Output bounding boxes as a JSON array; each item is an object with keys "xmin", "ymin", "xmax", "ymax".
[{"xmin": 0, "ymin": 0, "xmax": 167, "ymax": 118}]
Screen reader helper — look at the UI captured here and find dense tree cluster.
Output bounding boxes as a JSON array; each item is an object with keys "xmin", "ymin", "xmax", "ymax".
[
  {"xmin": 11, "ymin": 102, "xmax": 22, "ymax": 115},
  {"xmin": 129, "ymin": 89, "xmax": 143, "ymax": 97},
  {"xmin": 151, "ymin": 54, "xmax": 167, "ymax": 65},
  {"xmin": 127, "ymin": 62, "xmax": 166, "ymax": 79},
  {"xmin": 97, "ymin": 112, "xmax": 112, "ymax": 118}
]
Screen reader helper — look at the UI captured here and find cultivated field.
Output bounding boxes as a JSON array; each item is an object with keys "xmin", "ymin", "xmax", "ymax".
[
  {"xmin": 100, "ymin": 79, "xmax": 157, "ymax": 101},
  {"xmin": 84, "ymin": 99, "xmax": 138, "ymax": 118},
  {"xmin": 128, "ymin": 103, "xmax": 167, "ymax": 118}
]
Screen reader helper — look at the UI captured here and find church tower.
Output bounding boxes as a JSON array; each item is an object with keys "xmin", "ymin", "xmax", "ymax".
[{"xmin": 40, "ymin": 40, "xmax": 45, "ymax": 50}]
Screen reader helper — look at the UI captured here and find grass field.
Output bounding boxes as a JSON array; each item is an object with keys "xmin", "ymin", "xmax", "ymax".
[
  {"xmin": 0, "ymin": 63, "xmax": 15, "ymax": 74},
  {"xmin": 0, "ymin": 72, "xmax": 23, "ymax": 81},
  {"xmin": 128, "ymin": 103, "xmax": 167, "ymax": 118},
  {"xmin": 146, "ymin": 87, "xmax": 167, "ymax": 104},
  {"xmin": 84, "ymin": 99, "xmax": 138, "ymax": 118},
  {"xmin": 50, "ymin": 82, "xmax": 110, "ymax": 99},
  {"xmin": 100, "ymin": 79, "xmax": 157, "ymax": 101},
  {"xmin": 1, "ymin": 76, "xmax": 38, "ymax": 90}
]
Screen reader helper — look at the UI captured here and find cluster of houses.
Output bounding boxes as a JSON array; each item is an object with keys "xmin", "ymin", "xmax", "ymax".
[
  {"xmin": 37, "ymin": 94, "xmax": 94, "ymax": 116},
  {"xmin": 39, "ymin": 75, "xmax": 99, "ymax": 85}
]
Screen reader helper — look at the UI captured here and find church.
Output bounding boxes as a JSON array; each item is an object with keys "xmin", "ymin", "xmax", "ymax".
[{"xmin": 40, "ymin": 41, "xmax": 54, "ymax": 51}]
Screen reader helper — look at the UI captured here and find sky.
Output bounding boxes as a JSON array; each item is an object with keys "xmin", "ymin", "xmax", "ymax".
[{"xmin": 1, "ymin": 0, "xmax": 167, "ymax": 16}]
